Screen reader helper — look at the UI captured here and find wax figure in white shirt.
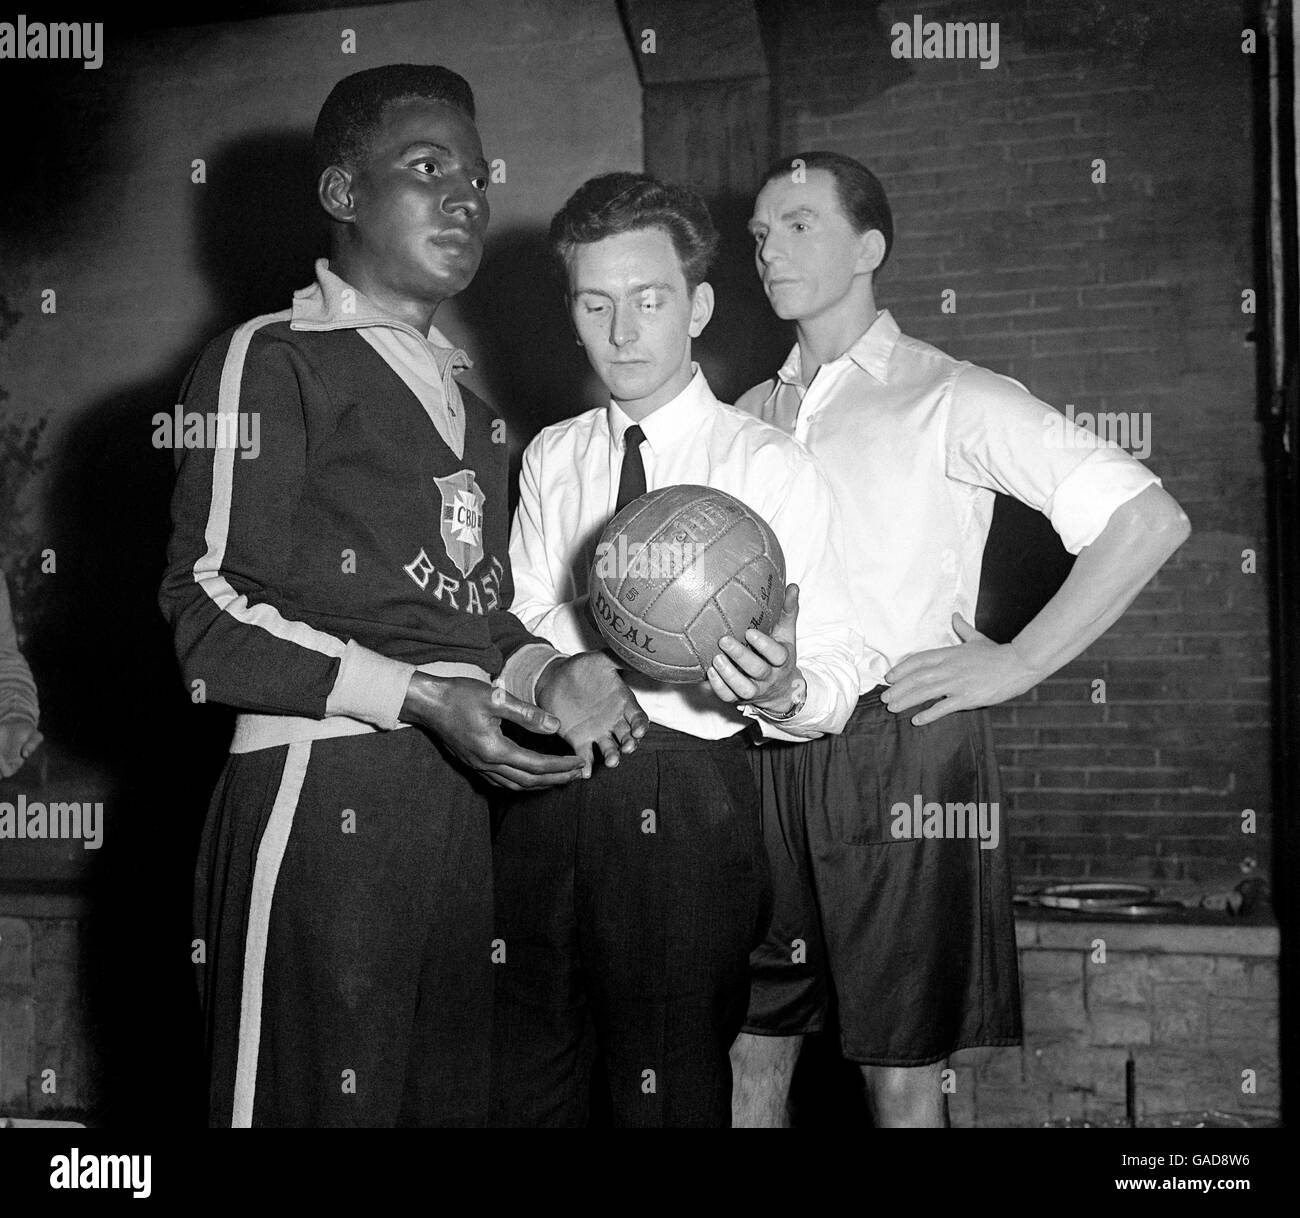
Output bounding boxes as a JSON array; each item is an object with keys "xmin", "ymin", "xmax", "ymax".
[
  {"xmin": 730, "ymin": 150, "xmax": 1191, "ymax": 1128},
  {"xmin": 491, "ymin": 172, "xmax": 861, "ymax": 1128}
]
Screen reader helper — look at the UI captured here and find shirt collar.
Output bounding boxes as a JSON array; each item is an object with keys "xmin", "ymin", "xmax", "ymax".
[
  {"xmin": 290, "ymin": 257, "xmax": 473, "ymax": 376},
  {"xmin": 608, "ymin": 365, "xmax": 715, "ymax": 452},
  {"xmin": 776, "ymin": 308, "xmax": 899, "ymax": 388}
]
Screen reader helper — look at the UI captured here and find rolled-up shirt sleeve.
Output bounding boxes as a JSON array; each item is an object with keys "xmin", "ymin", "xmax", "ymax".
[{"xmin": 943, "ymin": 365, "xmax": 1160, "ymax": 554}]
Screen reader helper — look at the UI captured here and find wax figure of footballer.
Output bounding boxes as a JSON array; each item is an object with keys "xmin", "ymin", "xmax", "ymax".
[
  {"xmin": 159, "ymin": 65, "xmax": 646, "ymax": 1128},
  {"xmin": 730, "ymin": 152, "xmax": 1191, "ymax": 1127},
  {"xmin": 492, "ymin": 172, "xmax": 862, "ymax": 1127}
]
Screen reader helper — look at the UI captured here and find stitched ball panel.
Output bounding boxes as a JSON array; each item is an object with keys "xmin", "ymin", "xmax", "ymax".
[{"xmin": 588, "ymin": 485, "xmax": 786, "ymax": 683}]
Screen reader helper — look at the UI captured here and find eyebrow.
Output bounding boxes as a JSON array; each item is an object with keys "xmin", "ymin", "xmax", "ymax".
[
  {"xmin": 749, "ymin": 205, "xmax": 818, "ymax": 231},
  {"xmin": 399, "ymin": 141, "xmax": 490, "ymax": 171},
  {"xmin": 573, "ymin": 282, "xmax": 676, "ymax": 297}
]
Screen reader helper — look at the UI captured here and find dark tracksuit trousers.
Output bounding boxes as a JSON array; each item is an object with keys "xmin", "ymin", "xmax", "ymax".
[
  {"xmin": 196, "ymin": 727, "xmax": 494, "ymax": 1127},
  {"xmin": 489, "ymin": 725, "xmax": 772, "ymax": 1128}
]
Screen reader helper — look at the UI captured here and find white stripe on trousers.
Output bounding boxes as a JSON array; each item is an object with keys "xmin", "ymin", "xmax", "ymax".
[{"xmin": 231, "ymin": 740, "xmax": 312, "ymax": 1127}]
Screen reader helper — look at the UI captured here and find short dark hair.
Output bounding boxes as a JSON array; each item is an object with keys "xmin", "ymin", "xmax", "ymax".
[
  {"xmin": 761, "ymin": 150, "xmax": 894, "ymax": 267},
  {"xmin": 549, "ymin": 172, "xmax": 719, "ymax": 292},
  {"xmin": 313, "ymin": 64, "xmax": 476, "ymax": 178}
]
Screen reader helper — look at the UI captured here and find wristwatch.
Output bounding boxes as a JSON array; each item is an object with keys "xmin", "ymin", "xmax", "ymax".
[{"xmin": 745, "ymin": 674, "xmax": 808, "ymax": 723}]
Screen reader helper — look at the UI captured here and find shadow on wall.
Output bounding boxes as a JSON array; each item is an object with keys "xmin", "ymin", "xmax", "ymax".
[
  {"xmin": 26, "ymin": 129, "xmax": 323, "ymax": 1125},
  {"xmin": 196, "ymin": 130, "xmax": 326, "ymax": 330},
  {"xmin": 458, "ymin": 222, "xmax": 607, "ymax": 460},
  {"xmin": 693, "ymin": 191, "xmax": 793, "ymax": 407}
]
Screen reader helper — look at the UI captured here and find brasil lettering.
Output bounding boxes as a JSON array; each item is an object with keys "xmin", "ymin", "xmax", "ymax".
[{"xmin": 403, "ymin": 549, "xmax": 504, "ymax": 614}]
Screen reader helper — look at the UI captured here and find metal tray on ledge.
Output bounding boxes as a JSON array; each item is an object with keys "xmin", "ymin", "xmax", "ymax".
[{"xmin": 1023, "ymin": 882, "xmax": 1185, "ymax": 917}]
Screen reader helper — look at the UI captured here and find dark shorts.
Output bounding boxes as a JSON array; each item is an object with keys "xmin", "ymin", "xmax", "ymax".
[
  {"xmin": 490, "ymin": 725, "xmax": 772, "ymax": 1128},
  {"xmin": 743, "ymin": 690, "xmax": 1022, "ymax": 1065}
]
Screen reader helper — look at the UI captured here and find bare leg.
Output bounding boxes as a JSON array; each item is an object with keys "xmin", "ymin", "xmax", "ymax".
[
  {"xmin": 860, "ymin": 1060, "xmax": 949, "ymax": 1128},
  {"xmin": 730, "ymin": 1033, "xmax": 803, "ymax": 1128}
]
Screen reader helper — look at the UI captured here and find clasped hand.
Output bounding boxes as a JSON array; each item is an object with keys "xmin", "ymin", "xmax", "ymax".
[{"xmin": 403, "ymin": 653, "xmax": 647, "ymax": 790}]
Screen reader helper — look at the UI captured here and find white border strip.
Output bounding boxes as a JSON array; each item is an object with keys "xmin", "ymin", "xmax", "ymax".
[
  {"xmin": 230, "ymin": 740, "xmax": 312, "ymax": 1127},
  {"xmin": 193, "ymin": 312, "xmax": 346, "ymax": 660}
]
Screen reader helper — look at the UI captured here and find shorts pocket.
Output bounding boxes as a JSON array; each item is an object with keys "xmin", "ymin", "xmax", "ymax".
[{"xmin": 822, "ymin": 710, "xmax": 977, "ymax": 846}]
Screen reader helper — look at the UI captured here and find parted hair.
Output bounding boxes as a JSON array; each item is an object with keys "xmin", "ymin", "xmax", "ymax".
[
  {"xmin": 549, "ymin": 172, "xmax": 720, "ymax": 291},
  {"xmin": 761, "ymin": 150, "xmax": 894, "ymax": 267}
]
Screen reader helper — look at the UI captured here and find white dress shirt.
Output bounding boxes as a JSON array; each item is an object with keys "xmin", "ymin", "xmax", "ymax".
[
  {"xmin": 736, "ymin": 310, "xmax": 1161, "ymax": 691},
  {"xmin": 510, "ymin": 367, "xmax": 863, "ymax": 739}
]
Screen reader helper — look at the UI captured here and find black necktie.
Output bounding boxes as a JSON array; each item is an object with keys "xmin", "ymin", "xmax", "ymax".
[{"xmin": 615, "ymin": 424, "xmax": 647, "ymax": 514}]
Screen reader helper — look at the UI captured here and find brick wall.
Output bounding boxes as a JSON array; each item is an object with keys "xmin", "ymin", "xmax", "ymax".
[
  {"xmin": 0, "ymin": 912, "xmax": 96, "ymax": 1119},
  {"xmin": 950, "ymin": 918, "xmax": 1280, "ymax": 1126},
  {"xmin": 768, "ymin": 0, "xmax": 1268, "ymax": 897}
]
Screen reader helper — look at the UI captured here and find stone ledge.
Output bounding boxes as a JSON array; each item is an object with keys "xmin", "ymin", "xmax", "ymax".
[
  {"xmin": 1016, "ymin": 916, "xmax": 1278, "ymax": 957},
  {"xmin": 2, "ymin": 900, "xmax": 1280, "ymax": 957}
]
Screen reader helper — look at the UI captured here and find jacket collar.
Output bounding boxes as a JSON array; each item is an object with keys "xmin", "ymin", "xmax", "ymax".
[{"xmin": 290, "ymin": 258, "xmax": 472, "ymax": 375}]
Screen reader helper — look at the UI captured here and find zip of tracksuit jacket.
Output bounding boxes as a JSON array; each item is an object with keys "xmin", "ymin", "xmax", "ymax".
[{"xmin": 158, "ymin": 311, "xmax": 546, "ymax": 731}]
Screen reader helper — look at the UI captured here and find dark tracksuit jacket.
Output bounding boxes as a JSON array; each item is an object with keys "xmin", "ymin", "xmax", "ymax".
[{"xmin": 159, "ymin": 259, "xmax": 557, "ymax": 1127}]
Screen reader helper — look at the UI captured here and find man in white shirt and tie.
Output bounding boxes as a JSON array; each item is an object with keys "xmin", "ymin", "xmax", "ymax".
[
  {"xmin": 491, "ymin": 172, "xmax": 862, "ymax": 1127},
  {"xmin": 731, "ymin": 150, "xmax": 1192, "ymax": 1127}
]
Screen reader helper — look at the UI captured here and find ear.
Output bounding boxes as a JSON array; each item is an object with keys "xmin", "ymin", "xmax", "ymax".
[
  {"xmin": 318, "ymin": 164, "xmax": 357, "ymax": 225},
  {"xmin": 687, "ymin": 281, "xmax": 715, "ymax": 337},
  {"xmin": 855, "ymin": 228, "xmax": 887, "ymax": 276}
]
